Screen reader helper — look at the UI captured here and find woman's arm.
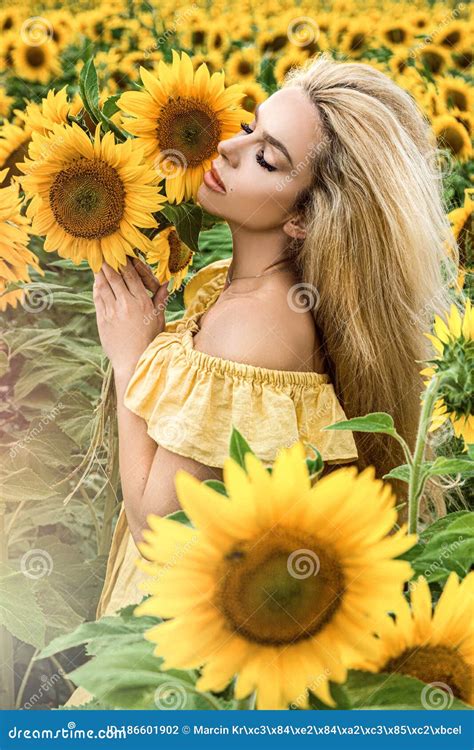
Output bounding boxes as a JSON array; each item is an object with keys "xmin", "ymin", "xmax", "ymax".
[
  {"xmin": 114, "ymin": 367, "xmax": 223, "ymax": 549},
  {"xmin": 93, "ymin": 259, "xmax": 222, "ymax": 553}
]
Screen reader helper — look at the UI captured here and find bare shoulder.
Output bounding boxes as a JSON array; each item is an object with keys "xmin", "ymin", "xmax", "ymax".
[{"xmin": 193, "ymin": 284, "xmax": 324, "ymax": 373}]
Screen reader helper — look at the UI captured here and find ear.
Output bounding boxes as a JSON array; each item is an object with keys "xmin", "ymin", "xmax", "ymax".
[{"xmin": 283, "ymin": 214, "xmax": 307, "ymax": 241}]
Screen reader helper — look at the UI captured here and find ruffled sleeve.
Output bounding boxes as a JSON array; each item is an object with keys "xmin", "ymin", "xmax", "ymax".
[
  {"xmin": 123, "ymin": 329, "xmax": 359, "ymax": 470},
  {"xmin": 163, "ymin": 257, "xmax": 232, "ymax": 334}
]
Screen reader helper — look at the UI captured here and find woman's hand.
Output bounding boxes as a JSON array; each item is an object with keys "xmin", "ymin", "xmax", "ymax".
[{"xmin": 93, "ymin": 257, "xmax": 169, "ymax": 376}]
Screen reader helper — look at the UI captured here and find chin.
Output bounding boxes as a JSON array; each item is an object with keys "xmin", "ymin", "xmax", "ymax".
[{"xmin": 196, "ymin": 183, "xmax": 226, "ymax": 217}]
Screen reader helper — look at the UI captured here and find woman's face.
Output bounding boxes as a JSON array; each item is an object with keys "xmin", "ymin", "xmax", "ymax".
[{"xmin": 196, "ymin": 87, "xmax": 321, "ymax": 233}]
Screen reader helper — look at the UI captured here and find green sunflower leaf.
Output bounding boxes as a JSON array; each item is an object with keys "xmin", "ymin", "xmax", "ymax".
[
  {"xmin": 229, "ymin": 427, "xmax": 255, "ymax": 469},
  {"xmin": 160, "ymin": 203, "xmax": 203, "ymax": 254},
  {"xmin": 203, "ymin": 479, "xmax": 228, "ymax": 496},
  {"xmin": 428, "ymin": 455, "xmax": 474, "ymax": 476},
  {"xmin": 79, "ymin": 58, "xmax": 101, "ymax": 126},
  {"xmin": 344, "ymin": 670, "xmax": 471, "ymax": 710},
  {"xmin": 323, "ymin": 412, "xmax": 398, "ymax": 436},
  {"xmin": 165, "ymin": 510, "xmax": 193, "ymax": 527},
  {"xmin": 400, "ymin": 511, "xmax": 473, "ymax": 583}
]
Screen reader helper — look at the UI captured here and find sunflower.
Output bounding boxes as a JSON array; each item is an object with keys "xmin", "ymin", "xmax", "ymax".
[
  {"xmin": 225, "ymin": 48, "xmax": 259, "ymax": 85},
  {"xmin": 340, "ymin": 22, "xmax": 372, "ymax": 58},
  {"xmin": 418, "ymin": 45, "xmax": 449, "ymax": 76},
  {"xmin": 17, "ymin": 87, "xmax": 83, "ymax": 136},
  {"xmin": 0, "ymin": 121, "xmax": 32, "ymax": 186},
  {"xmin": 0, "ymin": 87, "xmax": 13, "ymax": 119},
  {"xmin": 208, "ymin": 22, "xmax": 230, "ymax": 54},
  {"xmin": 146, "ymin": 226, "xmax": 194, "ymax": 292},
  {"xmin": 378, "ymin": 21, "xmax": 414, "ymax": 49},
  {"xmin": 432, "ymin": 115, "xmax": 472, "ymax": 161},
  {"xmin": 12, "ymin": 40, "xmax": 61, "ymax": 85},
  {"xmin": 132, "ymin": 441, "xmax": 416, "ymax": 710},
  {"xmin": 354, "ymin": 574, "xmax": 474, "ymax": 706},
  {"xmin": 448, "ymin": 187, "xmax": 473, "ymax": 291},
  {"xmin": 19, "ymin": 123, "xmax": 166, "ymax": 272},
  {"xmin": 432, "ymin": 21, "xmax": 466, "ymax": 51},
  {"xmin": 118, "ymin": 50, "xmax": 250, "ymax": 204},
  {"xmin": 238, "ymin": 81, "xmax": 268, "ymax": 114},
  {"xmin": 421, "ymin": 300, "xmax": 474, "ymax": 449},
  {"xmin": 0, "ymin": 167, "xmax": 43, "ymax": 311},
  {"xmin": 274, "ymin": 50, "xmax": 309, "ymax": 85},
  {"xmin": 191, "ymin": 51, "xmax": 224, "ymax": 76},
  {"xmin": 438, "ymin": 78, "xmax": 473, "ymax": 115}
]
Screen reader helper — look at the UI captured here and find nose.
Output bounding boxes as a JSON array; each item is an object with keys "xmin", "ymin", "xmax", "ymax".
[{"xmin": 216, "ymin": 132, "xmax": 242, "ymax": 167}]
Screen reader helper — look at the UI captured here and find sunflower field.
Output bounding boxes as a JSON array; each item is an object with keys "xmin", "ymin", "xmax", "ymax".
[{"xmin": 0, "ymin": 0, "xmax": 473, "ymax": 715}]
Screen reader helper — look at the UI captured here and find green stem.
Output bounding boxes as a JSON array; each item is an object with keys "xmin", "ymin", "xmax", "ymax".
[
  {"xmin": 407, "ymin": 374, "xmax": 443, "ymax": 534},
  {"xmin": 15, "ymin": 648, "xmax": 39, "ymax": 709}
]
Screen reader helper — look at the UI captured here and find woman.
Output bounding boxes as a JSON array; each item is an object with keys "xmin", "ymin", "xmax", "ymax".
[{"xmin": 65, "ymin": 53, "xmax": 455, "ymax": 706}]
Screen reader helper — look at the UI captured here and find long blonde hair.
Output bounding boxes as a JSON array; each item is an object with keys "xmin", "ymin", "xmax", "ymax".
[{"xmin": 283, "ymin": 54, "xmax": 458, "ymax": 519}]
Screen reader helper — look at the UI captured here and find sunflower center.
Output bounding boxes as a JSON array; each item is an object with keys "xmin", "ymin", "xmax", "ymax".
[
  {"xmin": 167, "ymin": 230, "xmax": 193, "ymax": 273},
  {"xmin": 215, "ymin": 527, "xmax": 345, "ymax": 646},
  {"xmin": 383, "ymin": 645, "xmax": 471, "ymax": 704},
  {"xmin": 445, "ymin": 89, "xmax": 467, "ymax": 111},
  {"xmin": 421, "ymin": 51, "xmax": 444, "ymax": 74},
  {"xmin": 156, "ymin": 98, "xmax": 222, "ymax": 167},
  {"xmin": 437, "ymin": 126, "xmax": 466, "ymax": 155},
  {"xmin": 26, "ymin": 47, "xmax": 46, "ymax": 68},
  {"xmin": 238, "ymin": 61, "xmax": 253, "ymax": 76},
  {"xmin": 49, "ymin": 158, "xmax": 125, "ymax": 239}
]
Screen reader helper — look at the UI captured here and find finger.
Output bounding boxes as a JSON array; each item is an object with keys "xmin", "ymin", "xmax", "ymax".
[
  {"xmin": 119, "ymin": 259, "xmax": 149, "ymax": 299},
  {"xmin": 93, "ymin": 271, "xmax": 115, "ymax": 313},
  {"xmin": 152, "ymin": 282, "xmax": 170, "ymax": 312},
  {"xmin": 93, "ymin": 286, "xmax": 107, "ymax": 318},
  {"xmin": 102, "ymin": 262, "xmax": 128, "ymax": 297},
  {"xmin": 131, "ymin": 257, "xmax": 160, "ymax": 294}
]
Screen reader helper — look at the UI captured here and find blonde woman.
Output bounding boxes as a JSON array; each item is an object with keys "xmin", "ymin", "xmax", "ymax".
[{"xmin": 65, "ymin": 53, "xmax": 456, "ymax": 706}]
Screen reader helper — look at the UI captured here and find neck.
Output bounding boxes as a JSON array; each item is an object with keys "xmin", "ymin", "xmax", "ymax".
[{"xmin": 226, "ymin": 224, "xmax": 295, "ymax": 285}]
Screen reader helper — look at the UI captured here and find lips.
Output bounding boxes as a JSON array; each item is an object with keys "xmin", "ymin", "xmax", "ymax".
[{"xmin": 203, "ymin": 163, "xmax": 227, "ymax": 194}]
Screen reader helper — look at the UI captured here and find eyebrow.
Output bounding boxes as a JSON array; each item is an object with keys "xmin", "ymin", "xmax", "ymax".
[{"xmin": 254, "ymin": 103, "xmax": 294, "ymax": 169}]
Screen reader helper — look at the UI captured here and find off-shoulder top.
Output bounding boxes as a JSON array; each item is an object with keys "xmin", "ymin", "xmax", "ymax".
[
  {"xmin": 122, "ymin": 256, "xmax": 359, "ymax": 468},
  {"xmin": 94, "ymin": 256, "xmax": 358, "ymax": 620}
]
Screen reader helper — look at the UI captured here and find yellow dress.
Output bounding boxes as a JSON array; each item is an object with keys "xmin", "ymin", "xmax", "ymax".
[{"xmin": 64, "ymin": 256, "xmax": 358, "ymax": 707}]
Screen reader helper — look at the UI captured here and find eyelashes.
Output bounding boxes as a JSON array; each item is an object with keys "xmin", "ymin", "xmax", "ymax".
[{"xmin": 239, "ymin": 121, "xmax": 277, "ymax": 172}]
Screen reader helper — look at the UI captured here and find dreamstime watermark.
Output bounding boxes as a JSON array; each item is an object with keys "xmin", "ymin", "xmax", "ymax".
[
  {"xmin": 287, "ymin": 282, "xmax": 320, "ymax": 313},
  {"xmin": 142, "ymin": 267, "xmax": 199, "ymax": 326},
  {"xmin": 409, "ymin": 536, "xmax": 465, "ymax": 584},
  {"xmin": 20, "ymin": 16, "xmax": 54, "ymax": 46},
  {"xmin": 287, "ymin": 548, "xmax": 320, "ymax": 579},
  {"xmin": 421, "ymin": 681, "xmax": 454, "ymax": 710},
  {"xmin": 148, "ymin": 528, "xmax": 200, "ymax": 586},
  {"xmin": 409, "ymin": 4, "xmax": 465, "ymax": 60},
  {"xmin": 22, "ymin": 668, "xmax": 66, "ymax": 709},
  {"xmin": 27, "ymin": 136, "xmax": 65, "ymax": 172},
  {"xmin": 21, "ymin": 283, "xmax": 54, "ymax": 314},
  {"xmin": 287, "ymin": 17, "xmax": 320, "ymax": 48},
  {"xmin": 9, "ymin": 401, "xmax": 64, "ymax": 458},
  {"xmin": 154, "ymin": 681, "xmax": 188, "ymax": 709},
  {"xmin": 20, "ymin": 548, "xmax": 54, "ymax": 579},
  {"xmin": 275, "ymin": 134, "xmax": 330, "ymax": 192},
  {"xmin": 154, "ymin": 149, "xmax": 188, "ymax": 181}
]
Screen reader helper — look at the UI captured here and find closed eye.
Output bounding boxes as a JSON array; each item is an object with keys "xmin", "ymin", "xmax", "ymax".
[{"xmin": 240, "ymin": 121, "xmax": 278, "ymax": 172}]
